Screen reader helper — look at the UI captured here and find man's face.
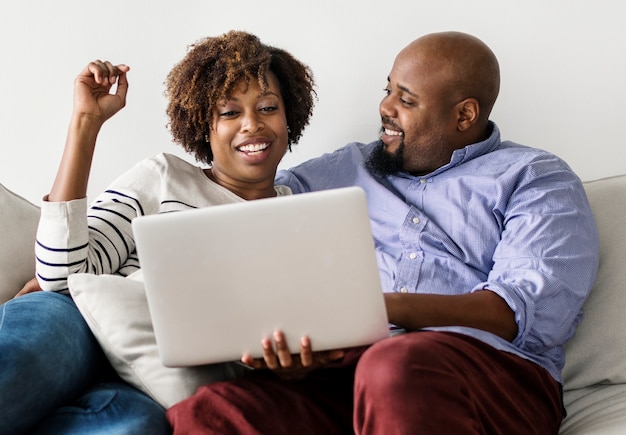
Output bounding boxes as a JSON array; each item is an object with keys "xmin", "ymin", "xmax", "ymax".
[{"xmin": 368, "ymin": 49, "xmax": 461, "ymax": 177}]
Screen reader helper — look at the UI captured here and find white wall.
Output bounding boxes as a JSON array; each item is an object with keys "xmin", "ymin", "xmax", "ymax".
[{"xmin": 1, "ymin": 0, "xmax": 625, "ymax": 203}]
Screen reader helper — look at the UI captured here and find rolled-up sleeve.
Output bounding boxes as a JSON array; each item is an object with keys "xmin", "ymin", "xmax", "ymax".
[{"xmin": 480, "ymin": 160, "xmax": 599, "ymax": 354}]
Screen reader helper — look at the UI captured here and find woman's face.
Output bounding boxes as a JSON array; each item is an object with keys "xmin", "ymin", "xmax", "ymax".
[{"xmin": 208, "ymin": 71, "xmax": 289, "ymax": 197}]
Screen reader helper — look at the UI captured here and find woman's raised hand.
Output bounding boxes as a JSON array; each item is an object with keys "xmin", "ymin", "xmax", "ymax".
[
  {"xmin": 47, "ymin": 61, "xmax": 130, "ymax": 202},
  {"xmin": 73, "ymin": 60, "xmax": 130, "ymax": 124}
]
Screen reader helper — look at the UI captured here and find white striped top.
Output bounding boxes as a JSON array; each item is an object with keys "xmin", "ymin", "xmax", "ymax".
[{"xmin": 35, "ymin": 152, "xmax": 291, "ymax": 292}]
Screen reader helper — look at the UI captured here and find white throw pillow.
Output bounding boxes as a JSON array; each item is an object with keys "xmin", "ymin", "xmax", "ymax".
[
  {"xmin": 562, "ymin": 174, "xmax": 626, "ymax": 390},
  {"xmin": 0, "ymin": 183, "xmax": 40, "ymax": 304},
  {"xmin": 68, "ymin": 271, "xmax": 245, "ymax": 408}
]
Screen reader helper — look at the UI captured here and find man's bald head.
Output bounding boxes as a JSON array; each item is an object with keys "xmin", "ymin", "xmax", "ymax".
[
  {"xmin": 370, "ymin": 32, "xmax": 502, "ymax": 176},
  {"xmin": 398, "ymin": 31, "xmax": 500, "ymax": 126}
]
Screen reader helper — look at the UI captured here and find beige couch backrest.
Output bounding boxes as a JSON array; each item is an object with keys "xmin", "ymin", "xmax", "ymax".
[{"xmin": 562, "ymin": 174, "xmax": 626, "ymax": 389}]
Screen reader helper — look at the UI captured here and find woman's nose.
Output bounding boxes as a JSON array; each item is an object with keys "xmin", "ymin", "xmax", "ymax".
[{"xmin": 241, "ymin": 111, "xmax": 263, "ymax": 133}]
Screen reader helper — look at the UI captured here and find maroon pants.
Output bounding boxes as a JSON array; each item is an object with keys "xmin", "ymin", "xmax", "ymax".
[{"xmin": 167, "ymin": 331, "xmax": 563, "ymax": 434}]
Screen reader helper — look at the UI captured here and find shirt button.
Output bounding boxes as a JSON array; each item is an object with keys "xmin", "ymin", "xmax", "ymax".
[
  {"xmin": 412, "ymin": 217, "xmax": 420, "ymax": 224},
  {"xmin": 400, "ymin": 287, "xmax": 409, "ymax": 293},
  {"xmin": 409, "ymin": 253, "xmax": 417, "ymax": 260},
  {"xmin": 420, "ymin": 178, "xmax": 427, "ymax": 184}
]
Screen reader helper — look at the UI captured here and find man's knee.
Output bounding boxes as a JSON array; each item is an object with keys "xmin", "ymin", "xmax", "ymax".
[
  {"xmin": 355, "ymin": 332, "xmax": 467, "ymax": 395},
  {"xmin": 358, "ymin": 332, "xmax": 443, "ymax": 369}
]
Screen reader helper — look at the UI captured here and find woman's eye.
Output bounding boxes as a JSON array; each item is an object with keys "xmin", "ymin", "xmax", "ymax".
[
  {"xmin": 382, "ymin": 88, "xmax": 391, "ymax": 95},
  {"xmin": 260, "ymin": 106, "xmax": 278, "ymax": 112},
  {"xmin": 219, "ymin": 111, "xmax": 237, "ymax": 117}
]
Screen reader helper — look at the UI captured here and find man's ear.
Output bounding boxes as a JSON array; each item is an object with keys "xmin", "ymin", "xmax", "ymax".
[{"xmin": 456, "ymin": 98, "xmax": 479, "ymax": 132}]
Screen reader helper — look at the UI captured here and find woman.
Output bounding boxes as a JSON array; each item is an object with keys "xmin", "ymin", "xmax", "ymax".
[{"xmin": 0, "ymin": 30, "xmax": 315, "ymax": 434}]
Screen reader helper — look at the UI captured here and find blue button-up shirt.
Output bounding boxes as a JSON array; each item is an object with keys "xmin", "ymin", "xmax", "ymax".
[{"xmin": 276, "ymin": 123, "xmax": 599, "ymax": 383}]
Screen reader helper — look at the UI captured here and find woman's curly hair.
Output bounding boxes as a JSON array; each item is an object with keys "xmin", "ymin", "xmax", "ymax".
[{"xmin": 165, "ymin": 30, "xmax": 316, "ymax": 164}]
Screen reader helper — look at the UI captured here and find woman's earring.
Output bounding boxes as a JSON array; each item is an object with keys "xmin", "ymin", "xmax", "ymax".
[{"xmin": 204, "ymin": 134, "xmax": 210, "ymax": 143}]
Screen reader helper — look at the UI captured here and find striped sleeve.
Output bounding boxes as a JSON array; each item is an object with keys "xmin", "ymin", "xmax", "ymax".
[{"xmin": 35, "ymin": 158, "xmax": 164, "ymax": 292}]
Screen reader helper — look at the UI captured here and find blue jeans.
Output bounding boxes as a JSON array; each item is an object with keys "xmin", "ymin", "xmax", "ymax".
[{"xmin": 0, "ymin": 291, "xmax": 170, "ymax": 434}]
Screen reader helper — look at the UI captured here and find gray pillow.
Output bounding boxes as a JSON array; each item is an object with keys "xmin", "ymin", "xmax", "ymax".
[{"xmin": 0, "ymin": 183, "xmax": 40, "ymax": 304}]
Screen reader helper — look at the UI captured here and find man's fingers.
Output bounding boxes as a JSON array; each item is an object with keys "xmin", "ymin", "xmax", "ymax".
[
  {"xmin": 273, "ymin": 331, "xmax": 293, "ymax": 367},
  {"xmin": 300, "ymin": 336, "xmax": 314, "ymax": 367},
  {"xmin": 262, "ymin": 337, "xmax": 279, "ymax": 369}
]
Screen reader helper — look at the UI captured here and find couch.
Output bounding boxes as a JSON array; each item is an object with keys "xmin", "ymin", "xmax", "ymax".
[{"xmin": 1, "ymin": 174, "xmax": 626, "ymax": 433}]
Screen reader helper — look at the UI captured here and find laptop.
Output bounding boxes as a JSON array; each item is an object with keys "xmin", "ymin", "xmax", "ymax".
[{"xmin": 132, "ymin": 186, "xmax": 389, "ymax": 367}]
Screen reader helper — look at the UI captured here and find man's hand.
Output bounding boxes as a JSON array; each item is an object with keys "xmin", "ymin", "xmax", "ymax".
[{"xmin": 241, "ymin": 330, "xmax": 345, "ymax": 381}]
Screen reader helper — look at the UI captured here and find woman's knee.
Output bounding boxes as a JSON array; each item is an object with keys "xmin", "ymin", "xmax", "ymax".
[
  {"xmin": 1, "ymin": 291, "xmax": 82, "ymax": 333},
  {"xmin": 0, "ymin": 291, "xmax": 105, "ymax": 395},
  {"xmin": 0, "ymin": 292, "xmax": 107, "ymax": 433},
  {"xmin": 30, "ymin": 382, "xmax": 170, "ymax": 435},
  {"xmin": 0, "ymin": 292, "xmax": 100, "ymax": 363}
]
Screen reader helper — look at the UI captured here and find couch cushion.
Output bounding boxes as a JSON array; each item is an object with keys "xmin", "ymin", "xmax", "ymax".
[
  {"xmin": 68, "ymin": 271, "xmax": 245, "ymax": 408},
  {"xmin": 562, "ymin": 174, "xmax": 626, "ymax": 389},
  {"xmin": 560, "ymin": 384, "xmax": 626, "ymax": 434},
  {"xmin": 0, "ymin": 183, "xmax": 40, "ymax": 304}
]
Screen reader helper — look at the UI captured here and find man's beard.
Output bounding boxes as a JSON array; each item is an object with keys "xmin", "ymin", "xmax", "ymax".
[{"xmin": 365, "ymin": 132, "xmax": 404, "ymax": 177}]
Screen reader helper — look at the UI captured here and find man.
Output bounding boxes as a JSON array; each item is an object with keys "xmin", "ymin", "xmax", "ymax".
[{"xmin": 168, "ymin": 31, "xmax": 599, "ymax": 434}]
